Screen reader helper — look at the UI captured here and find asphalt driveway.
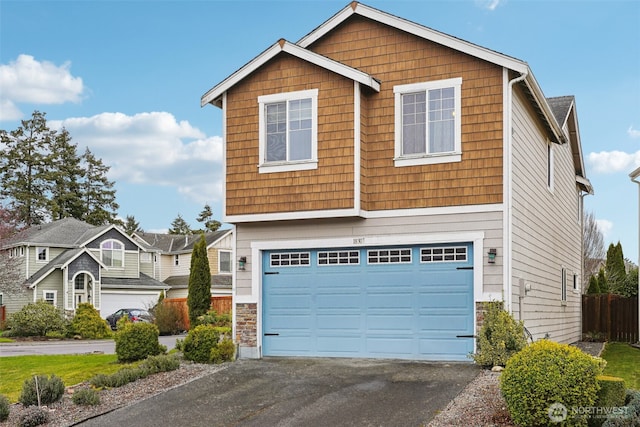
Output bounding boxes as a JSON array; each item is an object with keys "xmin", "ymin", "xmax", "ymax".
[{"xmin": 78, "ymin": 357, "xmax": 479, "ymax": 427}]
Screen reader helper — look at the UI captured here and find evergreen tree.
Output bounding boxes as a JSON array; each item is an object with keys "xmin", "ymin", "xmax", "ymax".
[
  {"xmin": 0, "ymin": 205, "xmax": 23, "ymax": 298},
  {"xmin": 196, "ymin": 204, "xmax": 221, "ymax": 232},
  {"xmin": 123, "ymin": 215, "xmax": 142, "ymax": 235},
  {"xmin": 169, "ymin": 214, "xmax": 191, "ymax": 234},
  {"xmin": 597, "ymin": 268, "xmax": 608, "ymax": 294},
  {"xmin": 47, "ymin": 128, "xmax": 85, "ymax": 220},
  {"xmin": 0, "ymin": 111, "xmax": 53, "ymax": 226},
  {"xmin": 605, "ymin": 242, "xmax": 626, "ymax": 294},
  {"xmin": 187, "ymin": 234, "xmax": 211, "ymax": 327},
  {"xmin": 586, "ymin": 275, "xmax": 601, "ymax": 294},
  {"xmin": 621, "ymin": 266, "xmax": 638, "ymax": 297},
  {"xmin": 81, "ymin": 147, "xmax": 119, "ymax": 225}
]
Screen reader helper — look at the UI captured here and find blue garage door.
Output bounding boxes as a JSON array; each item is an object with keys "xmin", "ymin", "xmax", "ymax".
[{"xmin": 262, "ymin": 244, "xmax": 474, "ymax": 361}]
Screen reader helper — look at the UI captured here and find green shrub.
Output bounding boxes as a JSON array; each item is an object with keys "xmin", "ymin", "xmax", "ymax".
[
  {"xmin": 18, "ymin": 406, "xmax": 49, "ymax": 427},
  {"xmin": 471, "ymin": 301, "xmax": 527, "ymax": 367},
  {"xmin": 589, "ymin": 376, "xmax": 626, "ymax": 427},
  {"xmin": 71, "ymin": 388, "xmax": 100, "ymax": 406},
  {"xmin": 500, "ymin": 340, "xmax": 604, "ymax": 427},
  {"xmin": 114, "ymin": 322, "xmax": 164, "ymax": 362},
  {"xmin": 19, "ymin": 374, "xmax": 65, "ymax": 406},
  {"xmin": 44, "ymin": 330, "xmax": 66, "ymax": 339},
  {"xmin": 70, "ymin": 303, "xmax": 112, "ymax": 339},
  {"xmin": 0, "ymin": 394, "xmax": 9, "ymax": 422},
  {"xmin": 602, "ymin": 390, "xmax": 640, "ymax": 427},
  {"xmin": 139, "ymin": 354, "xmax": 181, "ymax": 374},
  {"xmin": 210, "ymin": 338, "xmax": 235, "ymax": 364},
  {"xmin": 197, "ymin": 309, "xmax": 231, "ymax": 328},
  {"xmin": 183, "ymin": 324, "xmax": 220, "ymax": 363},
  {"xmin": 153, "ymin": 301, "xmax": 186, "ymax": 335},
  {"xmin": 8, "ymin": 301, "xmax": 65, "ymax": 337}
]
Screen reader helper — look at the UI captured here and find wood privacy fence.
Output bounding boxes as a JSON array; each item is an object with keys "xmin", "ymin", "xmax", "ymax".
[
  {"xmin": 0, "ymin": 305, "xmax": 5, "ymax": 324},
  {"xmin": 163, "ymin": 296, "xmax": 232, "ymax": 331},
  {"xmin": 582, "ymin": 294, "xmax": 638, "ymax": 342}
]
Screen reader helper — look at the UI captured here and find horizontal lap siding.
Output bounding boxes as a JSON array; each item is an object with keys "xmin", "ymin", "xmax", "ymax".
[
  {"xmin": 308, "ymin": 17, "xmax": 504, "ymax": 211},
  {"xmin": 225, "ymin": 55, "xmax": 355, "ymax": 216},
  {"xmin": 511, "ymin": 88, "xmax": 581, "ymax": 343}
]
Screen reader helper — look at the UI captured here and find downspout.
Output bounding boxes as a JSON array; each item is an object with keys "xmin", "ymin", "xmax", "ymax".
[
  {"xmin": 630, "ymin": 171, "xmax": 640, "ymax": 343},
  {"xmin": 504, "ymin": 69, "xmax": 528, "ymax": 314}
]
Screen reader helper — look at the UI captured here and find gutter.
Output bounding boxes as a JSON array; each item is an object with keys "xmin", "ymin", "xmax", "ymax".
[{"xmin": 504, "ymin": 69, "xmax": 528, "ymax": 314}]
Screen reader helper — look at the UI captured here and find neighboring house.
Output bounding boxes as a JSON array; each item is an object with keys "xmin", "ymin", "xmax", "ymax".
[
  {"xmin": 201, "ymin": 2, "xmax": 592, "ymax": 361},
  {"xmin": 132, "ymin": 230, "xmax": 233, "ymax": 299},
  {"xmin": 0, "ymin": 217, "xmax": 169, "ymax": 318}
]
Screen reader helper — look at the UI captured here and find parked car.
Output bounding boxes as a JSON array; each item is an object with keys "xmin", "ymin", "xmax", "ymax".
[{"xmin": 106, "ymin": 308, "xmax": 154, "ymax": 330}]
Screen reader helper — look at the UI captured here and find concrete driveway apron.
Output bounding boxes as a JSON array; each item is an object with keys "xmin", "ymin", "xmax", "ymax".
[{"xmin": 78, "ymin": 357, "xmax": 479, "ymax": 427}]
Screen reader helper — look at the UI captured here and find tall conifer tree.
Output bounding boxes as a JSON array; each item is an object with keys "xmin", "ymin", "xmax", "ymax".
[{"xmin": 187, "ymin": 234, "xmax": 211, "ymax": 327}]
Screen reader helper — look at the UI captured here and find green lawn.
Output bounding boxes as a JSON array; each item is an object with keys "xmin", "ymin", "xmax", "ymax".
[
  {"xmin": 0, "ymin": 354, "xmax": 137, "ymax": 402},
  {"xmin": 0, "ymin": 337, "xmax": 14, "ymax": 343},
  {"xmin": 601, "ymin": 342, "xmax": 640, "ymax": 390}
]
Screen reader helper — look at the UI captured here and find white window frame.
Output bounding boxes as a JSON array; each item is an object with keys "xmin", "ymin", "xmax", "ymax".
[
  {"xmin": 393, "ymin": 77, "xmax": 462, "ymax": 167},
  {"xmin": 367, "ymin": 248, "xmax": 412, "ymax": 264},
  {"xmin": 43, "ymin": 290, "xmax": 57, "ymax": 306},
  {"xmin": 561, "ymin": 267, "xmax": 567, "ymax": 303},
  {"xmin": 258, "ymin": 89, "xmax": 318, "ymax": 174},
  {"xmin": 174, "ymin": 254, "xmax": 180, "ymax": 266},
  {"xmin": 36, "ymin": 247, "xmax": 48, "ymax": 263},
  {"xmin": 219, "ymin": 250, "xmax": 232, "ymax": 274},
  {"xmin": 100, "ymin": 239, "xmax": 124, "ymax": 268},
  {"xmin": 19, "ymin": 246, "xmax": 24, "ymax": 257},
  {"xmin": 573, "ymin": 273, "xmax": 579, "ymax": 292},
  {"xmin": 270, "ymin": 252, "xmax": 310, "ymax": 267},
  {"xmin": 317, "ymin": 250, "xmax": 360, "ymax": 266},
  {"xmin": 140, "ymin": 252, "xmax": 152, "ymax": 263}
]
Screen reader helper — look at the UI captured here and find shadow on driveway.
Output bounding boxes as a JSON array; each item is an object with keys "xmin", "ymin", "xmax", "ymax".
[{"xmin": 78, "ymin": 357, "xmax": 479, "ymax": 427}]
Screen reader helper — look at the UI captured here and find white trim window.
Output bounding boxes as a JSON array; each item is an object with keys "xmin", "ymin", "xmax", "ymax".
[
  {"xmin": 174, "ymin": 254, "xmax": 180, "ymax": 266},
  {"xmin": 258, "ymin": 89, "xmax": 318, "ymax": 173},
  {"xmin": 36, "ymin": 247, "xmax": 49, "ymax": 263},
  {"xmin": 561, "ymin": 267, "xmax": 567, "ymax": 303},
  {"xmin": 101, "ymin": 240, "xmax": 124, "ymax": 268},
  {"xmin": 43, "ymin": 290, "xmax": 57, "ymax": 306},
  {"xmin": 219, "ymin": 250, "xmax": 232, "ymax": 274},
  {"xmin": 394, "ymin": 78, "xmax": 462, "ymax": 167}
]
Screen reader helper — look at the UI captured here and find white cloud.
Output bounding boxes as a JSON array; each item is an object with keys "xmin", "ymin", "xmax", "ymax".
[
  {"xmin": 628, "ymin": 126, "xmax": 640, "ymax": 139},
  {"xmin": 50, "ymin": 111, "xmax": 224, "ymax": 204},
  {"xmin": 588, "ymin": 150, "xmax": 640, "ymax": 173},
  {"xmin": 596, "ymin": 219, "xmax": 613, "ymax": 239},
  {"xmin": 475, "ymin": 0, "xmax": 503, "ymax": 11},
  {"xmin": 0, "ymin": 55, "xmax": 85, "ymax": 121}
]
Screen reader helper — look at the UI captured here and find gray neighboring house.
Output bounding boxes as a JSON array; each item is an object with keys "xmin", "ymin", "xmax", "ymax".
[
  {"xmin": 132, "ymin": 229, "xmax": 233, "ymax": 299},
  {"xmin": 1, "ymin": 217, "xmax": 169, "ymax": 318}
]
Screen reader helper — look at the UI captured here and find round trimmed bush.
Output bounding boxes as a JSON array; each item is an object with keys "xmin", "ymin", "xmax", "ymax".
[
  {"xmin": 182, "ymin": 324, "xmax": 220, "ymax": 363},
  {"xmin": 500, "ymin": 340, "xmax": 604, "ymax": 426},
  {"xmin": 72, "ymin": 388, "xmax": 100, "ymax": 406},
  {"xmin": 210, "ymin": 338, "xmax": 235, "ymax": 364},
  {"xmin": 18, "ymin": 406, "xmax": 49, "ymax": 427},
  {"xmin": 70, "ymin": 303, "xmax": 112, "ymax": 339},
  {"xmin": 19, "ymin": 374, "xmax": 65, "ymax": 406},
  {"xmin": 114, "ymin": 322, "xmax": 164, "ymax": 362}
]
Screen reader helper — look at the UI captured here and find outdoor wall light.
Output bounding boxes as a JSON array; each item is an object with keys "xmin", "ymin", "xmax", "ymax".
[
  {"xmin": 238, "ymin": 256, "xmax": 247, "ymax": 271},
  {"xmin": 488, "ymin": 249, "xmax": 497, "ymax": 264}
]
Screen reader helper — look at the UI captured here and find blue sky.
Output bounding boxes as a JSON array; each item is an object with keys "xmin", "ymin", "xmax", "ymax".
[{"xmin": 1, "ymin": 0, "xmax": 639, "ymax": 261}]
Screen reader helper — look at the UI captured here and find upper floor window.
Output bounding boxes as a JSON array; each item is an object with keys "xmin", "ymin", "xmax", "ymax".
[
  {"xmin": 101, "ymin": 240, "xmax": 123, "ymax": 268},
  {"xmin": 547, "ymin": 142, "xmax": 555, "ymax": 191},
  {"xmin": 561, "ymin": 267, "xmax": 567, "ymax": 303},
  {"xmin": 219, "ymin": 250, "xmax": 232, "ymax": 274},
  {"xmin": 36, "ymin": 247, "xmax": 48, "ymax": 263},
  {"xmin": 393, "ymin": 78, "xmax": 462, "ymax": 167},
  {"xmin": 174, "ymin": 255, "xmax": 180, "ymax": 266},
  {"xmin": 258, "ymin": 89, "xmax": 318, "ymax": 173},
  {"xmin": 140, "ymin": 252, "xmax": 152, "ymax": 263}
]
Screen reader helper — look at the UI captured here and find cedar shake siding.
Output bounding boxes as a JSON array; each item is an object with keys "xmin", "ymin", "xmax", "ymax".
[
  {"xmin": 225, "ymin": 54, "xmax": 356, "ymax": 216},
  {"xmin": 308, "ymin": 16, "xmax": 504, "ymax": 211}
]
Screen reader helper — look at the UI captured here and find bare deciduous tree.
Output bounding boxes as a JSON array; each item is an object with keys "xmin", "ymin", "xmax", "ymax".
[{"xmin": 583, "ymin": 210, "xmax": 605, "ymax": 292}]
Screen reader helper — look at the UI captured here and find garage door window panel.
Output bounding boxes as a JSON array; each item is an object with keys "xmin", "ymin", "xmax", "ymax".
[
  {"xmin": 421, "ymin": 246, "xmax": 467, "ymax": 263},
  {"xmin": 367, "ymin": 248, "xmax": 412, "ymax": 264},
  {"xmin": 318, "ymin": 250, "xmax": 360, "ymax": 265},
  {"xmin": 270, "ymin": 252, "xmax": 310, "ymax": 267}
]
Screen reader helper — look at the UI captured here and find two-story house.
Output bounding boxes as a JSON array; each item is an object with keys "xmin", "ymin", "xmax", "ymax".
[
  {"xmin": 201, "ymin": 2, "xmax": 592, "ymax": 361},
  {"xmin": 133, "ymin": 230, "xmax": 233, "ymax": 299},
  {"xmin": 1, "ymin": 217, "xmax": 169, "ymax": 318}
]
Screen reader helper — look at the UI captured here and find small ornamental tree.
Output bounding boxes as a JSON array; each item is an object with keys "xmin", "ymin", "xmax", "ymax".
[
  {"xmin": 187, "ymin": 234, "xmax": 211, "ymax": 328},
  {"xmin": 70, "ymin": 303, "xmax": 112, "ymax": 339}
]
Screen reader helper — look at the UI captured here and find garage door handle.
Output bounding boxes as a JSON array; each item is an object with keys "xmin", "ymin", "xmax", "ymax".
[
  {"xmin": 265, "ymin": 272, "xmax": 279, "ymax": 275},
  {"xmin": 264, "ymin": 333, "xmax": 279, "ymax": 336},
  {"xmin": 456, "ymin": 335, "xmax": 476, "ymax": 338},
  {"xmin": 456, "ymin": 266, "xmax": 473, "ymax": 270}
]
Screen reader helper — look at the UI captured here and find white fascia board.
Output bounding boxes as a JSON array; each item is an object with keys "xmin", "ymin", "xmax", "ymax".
[
  {"xmin": 297, "ymin": 3, "xmax": 529, "ymax": 74},
  {"xmin": 630, "ymin": 166, "xmax": 640, "ymax": 180},
  {"xmin": 205, "ymin": 229, "xmax": 234, "ymax": 249},
  {"xmin": 576, "ymin": 175, "xmax": 594, "ymax": 195},
  {"xmin": 523, "ymin": 72, "xmax": 567, "ymax": 145},
  {"xmin": 201, "ymin": 40, "xmax": 379, "ymax": 108},
  {"xmin": 224, "ymin": 208, "xmax": 360, "ymax": 223}
]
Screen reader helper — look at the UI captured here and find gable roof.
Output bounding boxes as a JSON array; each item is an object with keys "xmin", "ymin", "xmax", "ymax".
[
  {"xmin": 201, "ymin": 1, "xmax": 567, "ymax": 147},
  {"xmin": 547, "ymin": 96, "xmax": 574, "ymax": 129},
  {"xmin": 102, "ymin": 273, "xmax": 170, "ymax": 290},
  {"xmin": 163, "ymin": 274, "xmax": 232, "ymax": 290},
  {"xmin": 26, "ymin": 248, "xmax": 106, "ymax": 288},
  {"xmin": 201, "ymin": 39, "xmax": 380, "ymax": 108},
  {"xmin": 133, "ymin": 229, "xmax": 232, "ymax": 254}
]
